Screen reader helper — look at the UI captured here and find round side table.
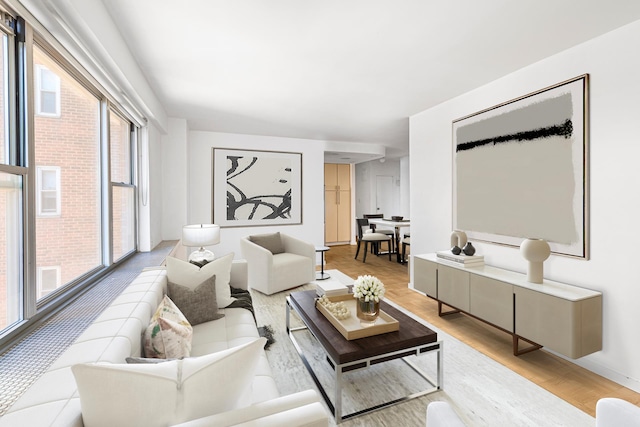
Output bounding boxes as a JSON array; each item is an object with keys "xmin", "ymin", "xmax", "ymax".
[{"xmin": 315, "ymin": 246, "xmax": 330, "ymax": 280}]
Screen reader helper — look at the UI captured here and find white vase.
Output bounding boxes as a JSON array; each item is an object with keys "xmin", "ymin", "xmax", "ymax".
[{"xmin": 520, "ymin": 238, "xmax": 550, "ymax": 284}]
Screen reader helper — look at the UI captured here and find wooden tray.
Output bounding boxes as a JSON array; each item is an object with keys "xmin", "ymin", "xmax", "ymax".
[{"xmin": 315, "ymin": 294, "xmax": 399, "ymax": 340}]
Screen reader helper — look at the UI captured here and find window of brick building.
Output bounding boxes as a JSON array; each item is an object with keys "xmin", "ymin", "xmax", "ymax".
[
  {"xmin": 37, "ymin": 266, "xmax": 61, "ymax": 298},
  {"xmin": 36, "ymin": 166, "xmax": 60, "ymax": 216},
  {"xmin": 35, "ymin": 65, "xmax": 61, "ymax": 117}
]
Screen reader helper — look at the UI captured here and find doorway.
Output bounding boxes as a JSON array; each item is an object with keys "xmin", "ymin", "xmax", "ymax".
[{"xmin": 375, "ymin": 175, "xmax": 394, "ymax": 218}]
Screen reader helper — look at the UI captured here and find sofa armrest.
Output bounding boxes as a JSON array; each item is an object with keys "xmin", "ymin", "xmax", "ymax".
[
  {"xmin": 165, "ymin": 240, "xmax": 189, "ymax": 263},
  {"xmin": 281, "ymin": 234, "xmax": 315, "ymax": 259},
  {"xmin": 240, "ymin": 237, "xmax": 274, "ymax": 293},
  {"xmin": 281, "ymin": 234, "xmax": 316, "ymax": 280},
  {"xmin": 171, "ymin": 390, "xmax": 328, "ymax": 427},
  {"xmin": 230, "ymin": 259, "xmax": 249, "ymax": 290}
]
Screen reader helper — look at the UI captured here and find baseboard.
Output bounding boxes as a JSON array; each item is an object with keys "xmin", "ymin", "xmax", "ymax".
[{"xmin": 548, "ymin": 350, "xmax": 640, "ymax": 394}]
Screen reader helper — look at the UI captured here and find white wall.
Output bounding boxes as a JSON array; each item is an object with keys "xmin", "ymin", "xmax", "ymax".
[
  {"xmin": 183, "ymin": 131, "xmax": 326, "ymax": 260},
  {"xmin": 399, "ymin": 156, "xmax": 410, "ymax": 219},
  {"xmin": 409, "ymin": 19, "xmax": 640, "ymax": 392},
  {"xmin": 355, "ymin": 159, "xmax": 403, "ymax": 218},
  {"xmin": 147, "ymin": 123, "xmax": 165, "ymax": 250},
  {"xmin": 161, "ymin": 118, "xmax": 189, "ymax": 240}
]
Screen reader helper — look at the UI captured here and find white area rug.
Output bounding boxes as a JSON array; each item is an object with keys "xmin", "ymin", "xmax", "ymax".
[{"xmin": 252, "ymin": 270, "xmax": 595, "ymax": 427}]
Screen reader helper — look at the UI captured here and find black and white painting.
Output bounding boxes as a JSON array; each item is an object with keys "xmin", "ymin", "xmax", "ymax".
[
  {"xmin": 212, "ymin": 148, "xmax": 302, "ymax": 227},
  {"xmin": 453, "ymin": 75, "xmax": 588, "ymax": 258}
]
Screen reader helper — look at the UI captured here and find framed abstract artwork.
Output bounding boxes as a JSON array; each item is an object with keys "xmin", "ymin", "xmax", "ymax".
[
  {"xmin": 212, "ymin": 148, "xmax": 302, "ymax": 227},
  {"xmin": 452, "ymin": 74, "xmax": 589, "ymax": 258}
]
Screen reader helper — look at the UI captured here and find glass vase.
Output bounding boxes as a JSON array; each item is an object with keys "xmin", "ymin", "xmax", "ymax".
[{"xmin": 356, "ymin": 297, "xmax": 380, "ymax": 327}]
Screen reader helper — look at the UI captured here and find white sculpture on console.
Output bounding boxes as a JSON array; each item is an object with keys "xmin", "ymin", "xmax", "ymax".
[
  {"xmin": 520, "ymin": 238, "xmax": 551, "ymax": 284},
  {"xmin": 450, "ymin": 230, "xmax": 468, "ymax": 255}
]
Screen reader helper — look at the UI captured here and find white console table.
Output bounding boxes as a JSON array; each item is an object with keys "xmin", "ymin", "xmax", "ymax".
[{"xmin": 413, "ymin": 253, "xmax": 602, "ymax": 358}]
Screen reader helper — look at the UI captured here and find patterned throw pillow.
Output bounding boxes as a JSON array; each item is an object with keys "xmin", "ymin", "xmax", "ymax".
[
  {"xmin": 167, "ymin": 276, "xmax": 224, "ymax": 326},
  {"xmin": 144, "ymin": 296, "xmax": 193, "ymax": 359}
]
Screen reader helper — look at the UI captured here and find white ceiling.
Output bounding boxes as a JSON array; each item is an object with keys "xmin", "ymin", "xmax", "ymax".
[{"xmin": 102, "ymin": 0, "xmax": 640, "ymax": 160}]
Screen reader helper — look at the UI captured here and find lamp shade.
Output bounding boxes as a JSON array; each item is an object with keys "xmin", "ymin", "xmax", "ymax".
[{"xmin": 182, "ymin": 224, "xmax": 220, "ymax": 247}]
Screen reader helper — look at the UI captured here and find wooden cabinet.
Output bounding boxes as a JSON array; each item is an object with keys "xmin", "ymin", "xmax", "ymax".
[
  {"xmin": 413, "ymin": 257, "xmax": 437, "ymax": 298},
  {"xmin": 324, "ymin": 164, "xmax": 351, "ymax": 243},
  {"xmin": 437, "ymin": 264, "xmax": 470, "ymax": 312},
  {"xmin": 412, "ymin": 254, "xmax": 602, "ymax": 358}
]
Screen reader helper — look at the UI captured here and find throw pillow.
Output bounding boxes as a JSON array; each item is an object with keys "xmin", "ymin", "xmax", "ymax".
[
  {"xmin": 249, "ymin": 232, "xmax": 284, "ymax": 254},
  {"xmin": 72, "ymin": 338, "xmax": 267, "ymax": 427},
  {"xmin": 166, "ymin": 253, "xmax": 235, "ymax": 309},
  {"xmin": 167, "ymin": 276, "xmax": 224, "ymax": 326},
  {"xmin": 144, "ymin": 295, "xmax": 193, "ymax": 359}
]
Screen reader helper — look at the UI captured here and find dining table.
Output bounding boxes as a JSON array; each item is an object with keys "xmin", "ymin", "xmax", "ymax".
[{"xmin": 367, "ymin": 218, "xmax": 411, "ymax": 263}]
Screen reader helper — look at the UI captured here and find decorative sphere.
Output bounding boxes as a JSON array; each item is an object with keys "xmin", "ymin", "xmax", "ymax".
[
  {"xmin": 520, "ymin": 238, "xmax": 551, "ymax": 262},
  {"xmin": 451, "ymin": 245, "xmax": 461, "ymax": 255}
]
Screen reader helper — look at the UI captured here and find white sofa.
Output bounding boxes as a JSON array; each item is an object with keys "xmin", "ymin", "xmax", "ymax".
[
  {"xmin": 0, "ymin": 260, "xmax": 328, "ymax": 426},
  {"xmin": 240, "ymin": 233, "xmax": 315, "ymax": 295}
]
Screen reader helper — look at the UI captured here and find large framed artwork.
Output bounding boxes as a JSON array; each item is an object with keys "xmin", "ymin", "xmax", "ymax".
[
  {"xmin": 453, "ymin": 74, "xmax": 589, "ymax": 258},
  {"xmin": 212, "ymin": 148, "xmax": 302, "ymax": 227}
]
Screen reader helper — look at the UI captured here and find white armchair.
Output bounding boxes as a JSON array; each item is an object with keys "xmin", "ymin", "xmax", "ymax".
[{"xmin": 240, "ymin": 232, "xmax": 315, "ymax": 295}]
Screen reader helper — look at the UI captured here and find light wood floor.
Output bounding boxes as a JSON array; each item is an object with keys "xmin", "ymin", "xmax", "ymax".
[{"xmin": 320, "ymin": 244, "xmax": 640, "ymax": 417}]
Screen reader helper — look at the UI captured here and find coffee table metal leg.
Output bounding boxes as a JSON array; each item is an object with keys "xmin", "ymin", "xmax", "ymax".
[
  {"xmin": 335, "ymin": 366, "xmax": 343, "ymax": 423},
  {"xmin": 438, "ymin": 341, "xmax": 444, "ymax": 390},
  {"xmin": 285, "ymin": 298, "xmax": 290, "ymax": 332}
]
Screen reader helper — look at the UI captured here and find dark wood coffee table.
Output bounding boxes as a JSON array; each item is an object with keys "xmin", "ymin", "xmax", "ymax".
[{"xmin": 286, "ymin": 290, "xmax": 443, "ymax": 423}]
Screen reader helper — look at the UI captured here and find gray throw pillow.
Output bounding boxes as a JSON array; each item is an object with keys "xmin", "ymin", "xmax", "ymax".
[
  {"xmin": 249, "ymin": 232, "xmax": 284, "ymax": 254},
  {"xmin": 167, "ymin": 276, "xmax": 224, "ymax": 326}
]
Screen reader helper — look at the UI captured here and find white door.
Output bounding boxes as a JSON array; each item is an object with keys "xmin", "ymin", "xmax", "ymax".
[{"xmin": 375, "ymin": 175, "xmax": 394, "ymax": 218}]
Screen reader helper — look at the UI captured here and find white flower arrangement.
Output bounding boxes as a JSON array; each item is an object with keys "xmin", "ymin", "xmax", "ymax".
[{"xmin": 352, "ymin": 275, "xmax": 385, "ymax": 303}]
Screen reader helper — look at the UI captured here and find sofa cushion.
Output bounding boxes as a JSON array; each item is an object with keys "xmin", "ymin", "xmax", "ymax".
[
  {"xmin": 168, "ymin": 276, "xmax": 224, "ymax": 325},
  {"xmin": 143, "ymin": 295, "xmax": 193, "ymax": 359},
  {"xmin": 166, "ymin": 253, "xmax": 235, "ymax": 308},
  {"xmin": 249, "ymin": 232, "xmax": 285, "ymax": 254},
  {"xmin": 71, "ymin": 338, "xmax": 266, "ymax": 427}
]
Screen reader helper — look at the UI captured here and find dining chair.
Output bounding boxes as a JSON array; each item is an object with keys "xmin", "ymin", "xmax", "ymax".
[
  {"xmin": 355, "ymin": 218, "xmax": 392, "ymax": 262},
  {"xmin": 363, "ymin": 213, "xmax": 395, "ymax": 253},
  {"xmin": 401, "ymin": 233, "xmax": 411, "ymax": 264}
]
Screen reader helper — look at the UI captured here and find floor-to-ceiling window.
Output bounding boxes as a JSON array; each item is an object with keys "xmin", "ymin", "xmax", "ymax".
[
  {"xmin": 0, "ymin": 5, "xmax": 140, "ymax": 341},
  {"xmin": 33, "ymin": 44, "xmax": 102, "ymax": 302}
]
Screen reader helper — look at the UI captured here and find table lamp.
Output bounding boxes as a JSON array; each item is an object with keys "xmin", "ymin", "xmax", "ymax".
[{"xmin": 182, "ymin": 224, "xmax": 220, "ymax": 263}]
